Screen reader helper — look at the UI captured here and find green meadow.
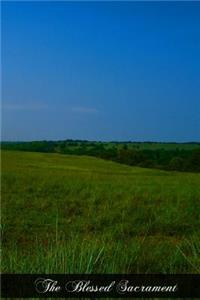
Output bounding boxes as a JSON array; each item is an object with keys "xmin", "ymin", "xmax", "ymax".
[{"xmin": 1, "ymin": 150, "xmax": 200, "ymax": 274}]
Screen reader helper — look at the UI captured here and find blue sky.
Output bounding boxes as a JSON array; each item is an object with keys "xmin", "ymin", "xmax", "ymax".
[{"xmin": 2, "ymin": 1, "xmax": 200, "ymax": 141}]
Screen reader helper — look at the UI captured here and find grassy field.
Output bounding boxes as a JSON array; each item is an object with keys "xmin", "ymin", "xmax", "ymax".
[{"xmin": 1, "ymin": 150, "xmax": 200, "ymax": 274}]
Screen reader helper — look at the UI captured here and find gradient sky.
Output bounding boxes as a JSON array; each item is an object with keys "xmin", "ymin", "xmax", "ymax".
[{"xmin": 2, "ymin": 1, "xmax": 200, "ymax": 142}]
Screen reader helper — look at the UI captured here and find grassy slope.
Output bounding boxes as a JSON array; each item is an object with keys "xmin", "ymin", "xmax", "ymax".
[{"xmin": 1, "ymin": 150, "xmax": 200, "ymax": 273}]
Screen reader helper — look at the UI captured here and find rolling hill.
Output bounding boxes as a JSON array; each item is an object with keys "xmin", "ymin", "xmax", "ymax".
[{"xmin": 1, "ymin": 150, "xmax": 200, "ymax": 273}]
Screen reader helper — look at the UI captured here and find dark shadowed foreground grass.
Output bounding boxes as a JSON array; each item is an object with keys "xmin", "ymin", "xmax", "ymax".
[{"xmin": 1, "ymin": 150, "xmax": 200, "ymax": 273}]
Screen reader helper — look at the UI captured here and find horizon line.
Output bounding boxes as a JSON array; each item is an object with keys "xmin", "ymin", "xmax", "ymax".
[{"xmin": 1, "ymin": 139, "xmax": 200, "ymax": 144}]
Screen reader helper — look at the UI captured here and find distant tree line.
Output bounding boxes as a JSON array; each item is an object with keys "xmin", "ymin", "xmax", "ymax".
[{"xmin": 1, "ymin": 140, "xmax": 200, "ymax": 172}]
